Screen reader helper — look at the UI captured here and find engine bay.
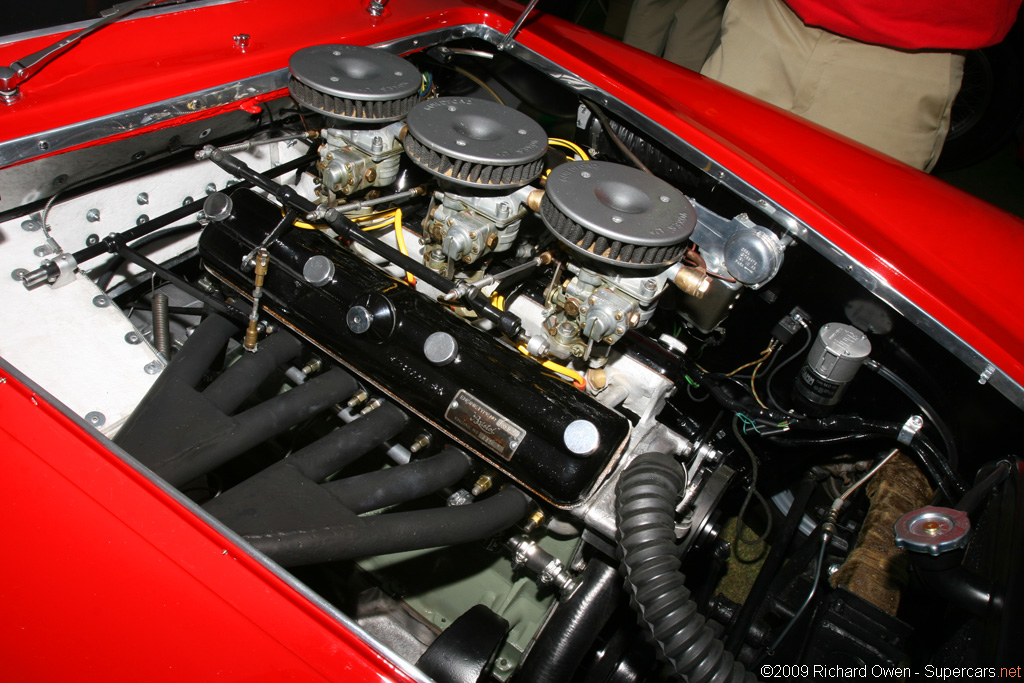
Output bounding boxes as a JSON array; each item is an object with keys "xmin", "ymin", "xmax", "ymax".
[{"xmin": 2, "ymin": 27, "xmax": 1022, "ymax": 681}]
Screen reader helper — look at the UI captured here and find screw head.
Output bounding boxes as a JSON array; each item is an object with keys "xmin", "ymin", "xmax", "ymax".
[
  {"xmin": 136, "ymin": 192, "xmax": 149, "ymax": 205},
  {"xmin": 86, "ymin": 208, "xmax": 101, "ymax": 223}
]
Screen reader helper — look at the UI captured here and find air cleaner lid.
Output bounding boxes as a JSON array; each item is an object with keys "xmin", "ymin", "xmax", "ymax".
[
  {"xmin": 540, "ymin": 161, "xmax": 696, "ymax": 269},
  {"xmin": 404, "ymin": 97, "xmax": 547, "ymax": 187},
  {"xmin": 289, "ymin": 45, "xmax": 419, "ymax": 121}
]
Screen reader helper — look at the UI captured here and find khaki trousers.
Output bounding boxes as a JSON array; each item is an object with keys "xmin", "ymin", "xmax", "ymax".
[
  {"xmin": 623, "ymin": 0, "xmax": 728, "ymax": 71},
  {"xmin": 700, "ymin": 0, "xmax": 965, "ymax": 171}
]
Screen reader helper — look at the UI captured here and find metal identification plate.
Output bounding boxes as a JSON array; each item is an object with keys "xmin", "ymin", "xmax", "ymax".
[{"xmin": 445, "ymin": 390, "xmax": 526, "ymax": 461}]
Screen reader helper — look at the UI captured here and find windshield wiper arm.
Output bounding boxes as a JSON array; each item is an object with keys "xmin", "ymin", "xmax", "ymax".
[{"xmin": 0, "ymin": 0, "xmax": 165, "ymax": 104}]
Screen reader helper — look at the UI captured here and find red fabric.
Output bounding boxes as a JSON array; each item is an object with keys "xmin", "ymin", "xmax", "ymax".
[{"xmin": 783, "ymin": 0, "xmax": 1021, "ymax": 50}]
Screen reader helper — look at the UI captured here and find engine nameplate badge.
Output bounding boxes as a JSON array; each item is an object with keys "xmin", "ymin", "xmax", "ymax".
[{"xmin": 445, "ymin": 390, "xmax": 526, "ymax": 461}]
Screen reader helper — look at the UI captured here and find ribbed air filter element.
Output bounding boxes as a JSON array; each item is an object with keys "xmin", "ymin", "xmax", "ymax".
[
  {"xmin": 404, "ymin": 97, "xmax": 547, "ymax": 188},
  {"xmin": 540, "ymin": 161, "xmax": 696, "ymax": 270},
  {"xmin": 289, "ymin": 45, "xmax": 420, "ymax": 122}
]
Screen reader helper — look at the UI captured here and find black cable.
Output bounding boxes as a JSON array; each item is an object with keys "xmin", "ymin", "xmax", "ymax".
[
  {"xmin": 95, "ymin": 222, "xmax": 203, "ymax": 290},
  {"xmin": 864, "ymin": 359, "xmax": 958, "ymax": 469},
  {"xmin": 766, "ymin": 432, "xmax": 882, "ymax": 448},
  {"xmin": 116, "ymin": 244, "xmax": 245, "ymax": 324},
  {"xmin": 582, "ymin": 99, "xmax": 651, "ymax": 173},
  {"xmin": 766, "ymin": 324, "xmax": 811, "ymax": 413},
  {"xmin": 731, "ymin": 415, "xmax": 773, "ymax": 546}
]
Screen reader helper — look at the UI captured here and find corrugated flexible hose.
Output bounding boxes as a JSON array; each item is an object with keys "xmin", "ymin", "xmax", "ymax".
[{"xmin": 615, "ymin": 452, "xmax": 755, "ymax": 683}]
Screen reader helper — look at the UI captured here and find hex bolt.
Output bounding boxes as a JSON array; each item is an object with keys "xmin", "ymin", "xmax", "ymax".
[
  {"xmin": 346, "ymin": 389, "xmax": 369, "ymax": 409},
  {"xmin": 359, "ymin": 398, "xmax": 384, "ymax": 415},
  {"xmin": 471, "ymin": 474, "xmax": 494, "ymax": 496},
  {"xmin": 409, "ymin": 434, "xmax": 432, "ymax": 453}
]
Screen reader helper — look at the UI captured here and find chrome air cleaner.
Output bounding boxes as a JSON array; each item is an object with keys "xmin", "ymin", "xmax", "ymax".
[
  {"xmin": 288, "ymin": 45, "xmax": 420, "ymax": 122},
  {"xmin": 404, "ymin": 97, "xmax": 547, "ymax": 188},
  {"xmin": 540, "ymin": 161, "xmax": 696, "ymax": 270}
]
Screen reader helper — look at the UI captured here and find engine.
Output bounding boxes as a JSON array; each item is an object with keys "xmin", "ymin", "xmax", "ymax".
[{"xmin": 4, "ymin": 30, "xmax": 1021, "ymax": 683}]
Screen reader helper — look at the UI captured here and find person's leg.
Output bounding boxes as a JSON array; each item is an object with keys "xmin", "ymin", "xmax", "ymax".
[
  {"xmin": 623, "ymin": 0, "xmax": 688, "ymax": 58},
  {"xmin": 662, "ymin": 0, "xmax": 729, "ymax": 71},
  {"xmin": 795, "ymin": 34, "xmax": 965, "ymax": 171},
  {"xmin": 702, "ymin": 0, "xmax": 965, "ymax": 171}
]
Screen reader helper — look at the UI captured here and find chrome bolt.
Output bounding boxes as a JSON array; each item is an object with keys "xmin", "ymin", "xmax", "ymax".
[
  {"xmin": 136, "ymin": 192, "xmax": 149, "ymax": 205},
  {"xmin": 86, "ymin": 208, "xmax": 101, "ymax": 223}
]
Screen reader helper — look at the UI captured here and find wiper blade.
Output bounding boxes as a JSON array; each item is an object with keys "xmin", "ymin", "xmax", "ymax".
[{"xmin": 0, "ymin": 0, "xmax": 169, "ymax": 104}]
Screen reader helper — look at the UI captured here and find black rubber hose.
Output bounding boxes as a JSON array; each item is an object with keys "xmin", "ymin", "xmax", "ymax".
[
  {"xmin": 158, "ymin": 368, "xmax": 357, "ymax": 486},
  {"xmin": 864, "ymin": 359, "xmax": 958, "ymax": 469},
  {"xmin": 323, "ymin": 446, "xmax": 472, "ymax": 514},
  {"xmin": 517, "ymin": 558, "xmax": 623, "ymax": 683},
  {"xmin": 291, "ymin": 402, "xmax": 408, "ymax": 482},
  {"xmin": 245, "ymin": 486, "xmax": 531, "ymax": 566},
  {"xmin": 723, "ymin": 473, "xmax": 817, "ymax": 655},
  {"xmin": 956, "ymin": 459, "xmax": 1012, "ymax": 516},
  {"xmin": 201, "ymin": 332, "xmax": 303, "ymax": 413},
  {"xmin": 616, "ymin": 453, "xmax": 754, "ymax": 683},
  {"xmin": 160, "ymin": 313, "xmax": 239, "ymax": 388}
]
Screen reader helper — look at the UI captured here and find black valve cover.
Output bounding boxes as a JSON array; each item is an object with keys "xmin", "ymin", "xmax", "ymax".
[{"xmin": 198, "ymin": 190, "xmax": 631, "ymax": 507}]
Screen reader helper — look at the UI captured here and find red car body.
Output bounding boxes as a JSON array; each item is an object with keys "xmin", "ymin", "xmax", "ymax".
[{"xmin": 2, "ymin": 0, "xmax": 1022, "ymax": 679}]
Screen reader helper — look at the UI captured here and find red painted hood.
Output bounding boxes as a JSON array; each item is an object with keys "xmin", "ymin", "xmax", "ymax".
[{"xmin": 2, "ymin": 0, "xmax": 1020, "ymax": 397}]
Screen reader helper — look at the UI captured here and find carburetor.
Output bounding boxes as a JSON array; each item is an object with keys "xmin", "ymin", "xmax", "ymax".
[
  {"xmin": 537, "ymin": 161, "xmax": 697, "ymax": 359},
  {"xmin": 288, "ymin": 45, "xmax": 421, "ymax": 204},
  {"xmin": 403, "ymin": 97, "xmax": 547, "ymax": 274}
]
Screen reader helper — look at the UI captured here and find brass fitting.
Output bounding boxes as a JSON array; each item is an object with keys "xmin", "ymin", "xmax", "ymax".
[
  {"xmin": 471, "ymin": 474, "xmax": 494, "ymax": 497},
  {"xmin": 409, "ymin": 433, "xmax": 432, "ymax": 454},
  {"xmin": 346, "ymin": 389, "xmax": 369, "ymax": 408},
  {"xmin": 243, "ymin": 249, "xmax": 270, "ymax": 352},
  {"xmin": 526, "ymin": 188, "xmax": 545, "ymax": 213},
  {"xmin": 359, "ymin": 398, "xmax": 384, "ymax": 415},
  {"xmin": 673, "ymin": 265, "xmax": 711, "ymax": 299}
]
